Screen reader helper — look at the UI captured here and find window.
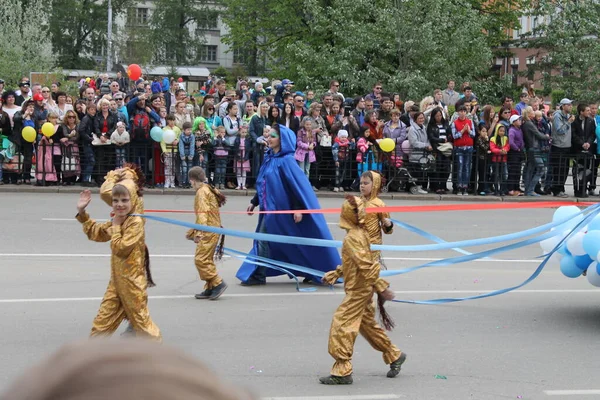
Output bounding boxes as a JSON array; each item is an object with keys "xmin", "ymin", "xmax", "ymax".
[
  {"xmin": 511, "ymin": 57, "xmax": 519, "ymax": 66},
  {"xmin": 199, "ymin": 45, "xmax": 218, "ymax": 62},
  {"xmin": 128, "ymin": 8, "xmax": 148, "ymax": 26},
  {"xmin": 233, "ymin": 48, "xmax": 247, "ymax": 64},
  {"xmin": 526, "ymin": 56, "xmax": 536, "ymax": 65},
  {"xmin": 197, "ymin": 12, "xmax": 218, "ymax": 30}
]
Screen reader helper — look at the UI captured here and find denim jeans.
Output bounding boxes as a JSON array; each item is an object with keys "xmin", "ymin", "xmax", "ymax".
[
  {"xmin": 335, "ymin": 159, "xmax": 350, "ymax": 187},
  {"xmin": 523, "ymin": 150, "xmax": 545, "ymax": 194},
  {"xmin": 82, "ymin": 145, "xmax": 95, "ymax": 182},
  {"xmin": 454, "ymin": 147, "xmax": 473, "ymax": 189},
  {"xmin": 297, "ymin": 154, "xmax": 311, "ymax": 178},
  {"xmin": 115, "ymin": 147, "xmax": 126, "ymax": 168},
  {"xmin": 215, "ymin": 157, "xmax": 227, "ymax": 185},
  {"xmin": 180, "ymin": 158, "xmax": 192, "ymax": 185}
]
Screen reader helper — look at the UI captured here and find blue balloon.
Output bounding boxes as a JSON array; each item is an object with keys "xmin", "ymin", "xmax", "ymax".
[
  {"xmin": 587, "ymin": 215, "xmax": 600, "ymax": 232},
  {"xmin": 574, "ymin": 254, "xmax": 593, "ymax": 270},
  {"xmin": 560, "ymin": 255, "xmax": 583, "ymax": 278},
  {"xmin": 557, "ymin": 244, "xmax": 571, "ymax": 256},
  {"xmin": 553, "ymin": 206, "xmax": 581, "ymax": 223},
  {"xmin": 150, "ymin": 126, "xmax": 163, "ymax": 142},
  {"xmin": 582, "ymin": 231, "xmax": 600, "ymax": 259}
]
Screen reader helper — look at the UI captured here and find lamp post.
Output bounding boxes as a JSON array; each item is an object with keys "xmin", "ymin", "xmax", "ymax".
[{"xmin": 107, "ymin": 0, "xmax": 113, "ymax": 72}]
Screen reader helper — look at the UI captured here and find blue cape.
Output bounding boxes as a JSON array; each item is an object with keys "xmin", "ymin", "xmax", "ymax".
[{"xmin": 236, "ymin": 125, "xmax": 341, "ymax": 282}]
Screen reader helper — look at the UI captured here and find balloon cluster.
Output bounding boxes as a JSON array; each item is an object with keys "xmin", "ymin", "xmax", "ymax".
[{"xmin": 540, "ymin": 206, "xmax": 600, "ymax": 286}]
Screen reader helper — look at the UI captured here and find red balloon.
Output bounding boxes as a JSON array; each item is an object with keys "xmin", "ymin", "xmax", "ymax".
[
  {"xmin": 127, "ymin": 64, "xmax": 142, "ymax": 81},
  {"xmin": 177, "ymin": 77, "xmax": 183, "ymax": 82}
]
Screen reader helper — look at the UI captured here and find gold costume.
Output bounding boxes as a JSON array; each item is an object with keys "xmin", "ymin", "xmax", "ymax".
[
  {"xmin": 77, "ymin": 173, "xmax": 161, "ymax": 341},
  {"xmin": 322, "ymin": 197, "xmax": 401, "ymax": 377},
  {"xmin": 186, "ymin": 183, "xmax": 224, "ymax": 290},
  {"xmin": 361, "ymin": 172, "xmax": 393, "ymax": 262}
]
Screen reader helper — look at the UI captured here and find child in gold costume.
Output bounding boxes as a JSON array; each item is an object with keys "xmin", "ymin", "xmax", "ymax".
[
  {"xmin": 186, "ymin": 167, "xmax": 228, "ymax": 300},
  {"xmin": 359, "ymin": 171, "xmax": 393, "ymax": 263},
  {"xmin": 319, "ymin": 196, "xmax": 406, "ymax": 385},
  {"xmin": 76, "ymin": 167, "xmax": 161, "ymax": 341}
]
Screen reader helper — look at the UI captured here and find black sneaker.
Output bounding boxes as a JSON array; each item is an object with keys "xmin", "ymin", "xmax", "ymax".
[
  {"xmin": 209, "ymin": 282, "xmax": 228, "ymax": 300},
  {"xmin": 387, "ymin": 352, "xmax": 407, "ymax": 378},
  {"xmin": 195, "ymin": 289, "xmax": 212, "ymax": 299},
  {"xmin": 319, "ymin": 374, "xmax": 353, "ymax": 385}
]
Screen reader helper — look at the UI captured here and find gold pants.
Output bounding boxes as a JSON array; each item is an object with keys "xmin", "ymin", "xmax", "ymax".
[
  {"xmin": 328, "ymin": 289, "xmax": 401, "ymax": 376},
  {"xmin": 194, "ymin": 233, "xmax": 223, "ymax": 290},
  {"xmin": 90, "ymin": 279, "xmax": 161, "ymax": 341}
]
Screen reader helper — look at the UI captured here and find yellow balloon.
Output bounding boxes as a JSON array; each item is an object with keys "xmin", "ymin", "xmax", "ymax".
[
  {"xmin": 41, "ymin": 122, "xmax": 55, "ymax": 137},
  {"xmin": 379, "ymin": 137, "xmax": 396, "ymax": 152},
  {"xmin": 22, "ymin": 126, "xmax": 36, "ymax": 143}
]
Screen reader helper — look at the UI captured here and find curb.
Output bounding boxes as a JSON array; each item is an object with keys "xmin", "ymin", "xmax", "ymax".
[{"xmin": 0, "ymin": 185, "xmax": 598, "ymax": 204}]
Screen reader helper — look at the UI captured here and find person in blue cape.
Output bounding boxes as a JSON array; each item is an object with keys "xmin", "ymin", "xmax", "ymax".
[{"xmin": 236, "ymin": 124, "xmax": 341, "ymax": 285}]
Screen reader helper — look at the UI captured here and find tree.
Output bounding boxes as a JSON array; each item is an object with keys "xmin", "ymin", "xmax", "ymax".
[
  {"xmin": 222, "ymin": 0, "xmax": 497, "ymax": 99},
  {"xmin": 144, "ymin": 0, "xmax": 215, "ymax": 65},
  {"xmin": 0, "ymin": 0, "xmax": 55, "ymax": 87},
  {"xmin": 49, "ymin": 0, "xmax": 133, "ymax": 70},
  {"xmin": 523, "ymin": 0, "xmax": 600, "ymax": 103}
]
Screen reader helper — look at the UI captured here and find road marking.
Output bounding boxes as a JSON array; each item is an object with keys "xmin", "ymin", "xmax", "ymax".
[
  {"xmin": 0, "ymin": 253, "xmax": 540, "ymax": 263},
  {"xmin": 42, "ymin": 218, "xmax": 108, "ymax": 222},
  {"xmin": 262, "ymin": 395, "xmax": 403, "ymax": 400},
  {"xmin": 0, "ymin": 289, "xmax": 598, "ymax": 304},
  {"xmin": 545, "ymin": 390, "xmax": 600, "ymax": 396}
]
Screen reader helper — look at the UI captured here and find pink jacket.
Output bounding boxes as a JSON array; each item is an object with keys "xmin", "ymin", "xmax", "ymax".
[
  {"xmin": 356, "ymin": 136, "xmax": 371, "ymax": 162},
  {"xmin": 294, "ymin": 128, "xmax": 316, "ymax": 163}
]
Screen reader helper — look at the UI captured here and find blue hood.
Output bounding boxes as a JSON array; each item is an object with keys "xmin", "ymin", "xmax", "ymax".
[{"xmin": 278, "ymin": 124, "xmax": 296, "ymax": 156}]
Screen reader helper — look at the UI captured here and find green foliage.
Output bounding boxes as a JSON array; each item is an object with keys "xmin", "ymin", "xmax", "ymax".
[
  {"xmin": 222, "ymin": 0, "xmax": 526, "ymax": 100},
  {"xmin": 143, "ymin": 0, "xmax": 214, "ymax": 65},
  {"xmin": 0, "ymin": 0, "xmax": 55, "ymax": 87},
  {"xmin": 551, "ymin": 90, "xmax": 566, "ymax": 108},
  {"xmin": 523, "ymin": 0, "xmax": 600, "ymax": 103},
  {"xmin": 49, "ymin": 0, "xmax": 133, "ymax": 69},
  {"xmin": 470, "ymin": 75, "xmax": 517, "ymax": 106}
]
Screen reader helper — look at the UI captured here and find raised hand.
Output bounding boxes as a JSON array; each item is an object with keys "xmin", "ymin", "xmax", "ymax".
[{"xmin": 77, "ymin": 190, "xmax": 92, "ymax": 213}]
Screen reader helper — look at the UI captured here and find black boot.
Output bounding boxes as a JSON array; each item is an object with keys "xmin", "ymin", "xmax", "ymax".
[
  {"xmin": 319, "ymin": 374, "xmax": 353, "ymax": 385},
  {"xmin": 195, "ymin": 289, "xmax": 212, "ymax": 299},
  {"xmin": 387, "ymin": 352, "xmax": 407, "ymax": 378}
]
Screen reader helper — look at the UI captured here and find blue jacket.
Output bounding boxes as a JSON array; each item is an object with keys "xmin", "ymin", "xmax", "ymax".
[{"xmin": 179, "ymin": 133, "xmax": 195, "ymax": 158}]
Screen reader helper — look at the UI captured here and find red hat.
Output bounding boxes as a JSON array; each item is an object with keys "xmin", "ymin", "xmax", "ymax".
[{"xmin": 33, "ymin": 93, "xmax": 44, "ymax": 101}]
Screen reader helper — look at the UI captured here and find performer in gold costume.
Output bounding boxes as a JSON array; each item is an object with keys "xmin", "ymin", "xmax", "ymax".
[
  {"xmin": 76, "ymin": 169, "xmax": 161, "ymax": 341},
  {"xmin": 186, "ymin": 166, "xmax": 228, "ymax": 300},
  {"xmin": 359, "ymin": 171, "xmax": 393, "ymax": 263},
  {"xmin": 319, "ymin": 196, "xmax": 406, "ymax": 385}
]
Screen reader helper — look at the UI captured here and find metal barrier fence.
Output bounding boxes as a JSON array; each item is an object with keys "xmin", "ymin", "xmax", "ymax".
[{"xmin": 1, "ymin": 142, "xmax": 597, "ymax": 197}]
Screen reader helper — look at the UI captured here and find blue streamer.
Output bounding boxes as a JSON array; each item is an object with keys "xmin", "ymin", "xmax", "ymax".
[
  {"xmin": 136, "ymin": 204, "xmax": 596, "ymax": 253},
  {"xmin": 391, "ymin": 219, "xmax": 472, "ymax": 256},
  {"xmin": 391, "ymin": 205, "xmax": 600, "ymax": 304},
  {"xmin": 135, "ymin": 203, "xmax": 599, "ymax": 305},
  {"xmin": 222, "ymin": 247, "xmax": 318, "ymax": 292}
]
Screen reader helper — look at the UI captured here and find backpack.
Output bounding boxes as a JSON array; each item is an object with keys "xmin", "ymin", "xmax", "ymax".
[{"xmin": 131, "ymin": 111, "xmax": 150, "ymax": 140}]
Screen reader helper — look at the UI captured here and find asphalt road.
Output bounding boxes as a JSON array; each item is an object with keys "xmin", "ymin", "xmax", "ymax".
[{"xmin": 0, "ymin": 192, "xmax": 599, "ymax": 400}]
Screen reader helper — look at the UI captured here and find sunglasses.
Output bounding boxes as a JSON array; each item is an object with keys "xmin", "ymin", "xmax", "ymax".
[{"xmin": 42, "ymin": 90, "xmax": 50, "ymax": 93}]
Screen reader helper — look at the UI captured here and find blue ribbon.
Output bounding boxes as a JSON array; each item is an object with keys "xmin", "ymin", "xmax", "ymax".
[
  {"xmin": 390, "ymin": 219, "xmax": 473, "ymax": 256},
  {"xmin": 137, "ymin": 204, "xmax": 595, "ymax": 253},
  {"xmin": 390, "ymin": 205, "xmax": 600, "ymax": 304},
  {"xmin": 134, "ymin": 203, "xmax": 599, "ymax": 305}
]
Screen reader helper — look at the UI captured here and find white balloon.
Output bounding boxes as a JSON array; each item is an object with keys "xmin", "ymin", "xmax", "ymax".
[
  {"xmin": 587, "ymin": 262, "xmax": 600, "ymax": 287},
  {"xmin": 163, "ymin": 129, "xmax": 176, "ymax": 144},
  {"xmin": 540, "ymin": 236, "xmax": 561, "ymax": 253},
  {"xmin": 566, "ymin": 232, "xmax": 587, "ymax": 256}
]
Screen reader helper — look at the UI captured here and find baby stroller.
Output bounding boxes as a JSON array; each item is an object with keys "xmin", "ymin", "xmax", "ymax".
[{"xmin": 381, "ymin": 152, "xmax": 418, "ymax": 193}]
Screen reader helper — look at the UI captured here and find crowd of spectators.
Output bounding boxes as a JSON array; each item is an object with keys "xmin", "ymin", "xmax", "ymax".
[{"xmin": 0, "ymin": 74, "xmax": 599, "ymax": 198}]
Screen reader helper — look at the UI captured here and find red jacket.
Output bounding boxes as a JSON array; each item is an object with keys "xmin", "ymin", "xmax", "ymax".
[{"xmin": 490, "ymin": 136, "xmax": 510, "ymax": 163}]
